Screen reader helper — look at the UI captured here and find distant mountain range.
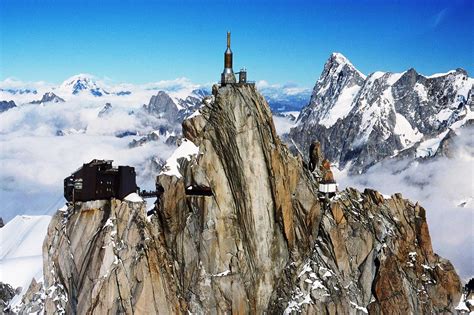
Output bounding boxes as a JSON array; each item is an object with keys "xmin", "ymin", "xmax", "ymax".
[
  {"xmin": 290, "ymin": 53, "xmax": 473, "ymax": 174},
  {"xmin": 0, "ymin": 74, "xmax": 310, "ymax": 114},
  {"xmin": 2, "ymin": 65, "xmax": 472, "ymax": 176}
]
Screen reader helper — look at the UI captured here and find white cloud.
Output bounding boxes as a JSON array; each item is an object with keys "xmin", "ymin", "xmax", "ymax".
[
  {"xmin": 0, "ymin": 77, "xmax": 54, "ymax": 90},
  {"xmin": 256, "ymin": 80, "xmax": 310, "ymax": 96},
  {"xmin": 273, "ymin": 115, "xmax": 297, "ymax": 135},
  {"xmin": 0, "ymin": 132, "xmax": 175, "ymax": 220},
  {"xmin": 141, "ymin": 77, "xmax": 200, "ymax": 91}
]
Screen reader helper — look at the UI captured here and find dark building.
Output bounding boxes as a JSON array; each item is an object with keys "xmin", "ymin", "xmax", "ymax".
[
  {"xmin": 64, "ymin": 159, "xmax": 137, "ymax": 202},
  {"xmin": 185, "ymin": 185, "xmax": 213, "ymax": 196},
  {"xmin": 238, "ymin": 68, "xmax": 247, "ymax": 84}
]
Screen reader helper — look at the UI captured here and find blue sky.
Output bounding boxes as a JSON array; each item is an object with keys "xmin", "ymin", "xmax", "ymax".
[{"xmin": 1, "ymin": 0, "xmax": 473, "ymax": 87}]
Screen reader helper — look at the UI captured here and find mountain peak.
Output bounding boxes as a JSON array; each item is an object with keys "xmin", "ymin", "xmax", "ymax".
[
  {"xmin": 61, "ymin": 73, "xmax": 96, "ymax": 86},
  {"xmin": 325, "ymin": 52, "xmax": 366, "ymax": 79},
  {"xmin": 330, "ymin": 52, "xmax": 350, "ymax": 64},
  {"xmin": 0, "ymin": 100, "xmax": 16, "ymax": 112},
  {"xmin": 296, "ymin": 52, "xmax": 367, "ymax": 126},
  {"xmin": 59, "ymin": 74, "xmax": 108, "ymax": 96}
]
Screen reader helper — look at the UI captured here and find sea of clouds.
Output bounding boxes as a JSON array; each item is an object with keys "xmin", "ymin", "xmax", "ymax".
[{"xmin": 0, "ymin": 84, "xmax": 179, "ymax": 221}]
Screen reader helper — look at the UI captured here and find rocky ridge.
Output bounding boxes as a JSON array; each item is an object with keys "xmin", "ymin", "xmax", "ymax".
[
  {"xmin": 39, "ymin": 84, "xmax": 461, "ymax": 314},
  {"xmin": 290, "ymin": 53, "xmax": 474, "ymax": 174},
  {"xmin": 30, "ymin": 92, "xmax": 65, "ymax": 104},
  {"xmin": 0, "ymin": 100, "xmax": 16, "ymax": 113}
]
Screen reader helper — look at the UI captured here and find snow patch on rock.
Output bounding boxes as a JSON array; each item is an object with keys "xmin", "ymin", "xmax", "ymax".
[
  {"xmin": 124, "ymin": 192, "xmax": 144, "ymax": 203},
  {"xmin": 320, "ymin": 84, "xmax": 360, "ymax": 128},
  {"xmin": 394, "ymin": 113, "xmax": 423, "ymax": 147},
  {"xmin": 160, "ymin": 138, "xmax": 199, "ymax": 178}
]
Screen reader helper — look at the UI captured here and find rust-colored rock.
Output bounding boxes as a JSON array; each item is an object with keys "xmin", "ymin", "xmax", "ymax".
[
  {"xmin": 330, "ymin": 202, "xmax": 346, "ymax": 225},
  {"xmin": 309, "ymin": 141, "xmax": 323, "ymax": 172}
]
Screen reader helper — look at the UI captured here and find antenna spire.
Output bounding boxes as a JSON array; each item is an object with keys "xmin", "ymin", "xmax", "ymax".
[{"xmin": 221, "ymin": 31, "xmax": 236, "ymax": 85}]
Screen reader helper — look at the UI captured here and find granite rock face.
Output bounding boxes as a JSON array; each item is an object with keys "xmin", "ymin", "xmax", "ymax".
[
  {"xmin": 41, "ymin": 84, "xmax": 461, "ymax": 314},
  {"xmin": 43, "ymin": 199, "xmax": 181, "ymax": 314},
  {"xmin": 269, "ymin": 189, "xmax": 461, "ymax": 314},
  {"xmin": 144, "ymin": 91, "xmax": 180, "ymax": 123},
  {"xmin": 290, "ymin": 53, "xmax": 473, "ymax": 174},
  {"xmin": 156, "ymin": 84, "xmax": 315, "ymax": 313},
  {"xmin": 144, "ymin": 89, "xmax": 210, "ymax": 125}
]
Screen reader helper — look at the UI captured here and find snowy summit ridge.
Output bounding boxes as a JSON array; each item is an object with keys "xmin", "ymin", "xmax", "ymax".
[
  {"xmin": 291, "ymin": 53, "xmax": 473, "ymax": 173},
  {"xmin": 59, "ymin": 74, "xmax": 111, "ymax": 96}
]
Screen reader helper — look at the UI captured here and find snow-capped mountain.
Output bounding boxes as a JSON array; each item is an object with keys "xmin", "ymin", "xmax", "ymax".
[
  {"xmin": 57, "ymin": 74, "xmax": 131, "ymax": 97},
  {"xmin": 0, "ymin": 79, "xmax": 53, "ymax": 105},
  {"xmin": 175, "ymin": 88, "xmax": 210, "ymax": 111},
  {"xmin": 290, "ymin": 52, "xmax": 474, "ymax": 173},
  {"xmin": 0, "ymin": 75, "xmax": 310, "ymax": 116},
  {"xmin": 144, "ymin": 91, "xmax": 179, "ymax": 118}
]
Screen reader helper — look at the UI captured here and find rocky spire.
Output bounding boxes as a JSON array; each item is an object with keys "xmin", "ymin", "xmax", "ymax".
[{"xmin": 41, "ymin": 84, "xmax": 461, "ymax": 314}]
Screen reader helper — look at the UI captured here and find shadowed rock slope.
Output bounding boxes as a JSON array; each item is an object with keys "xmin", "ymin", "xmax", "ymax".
[{"xmin": 42, "ymin": 84, "xmax": 461, "ymax": 314}]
